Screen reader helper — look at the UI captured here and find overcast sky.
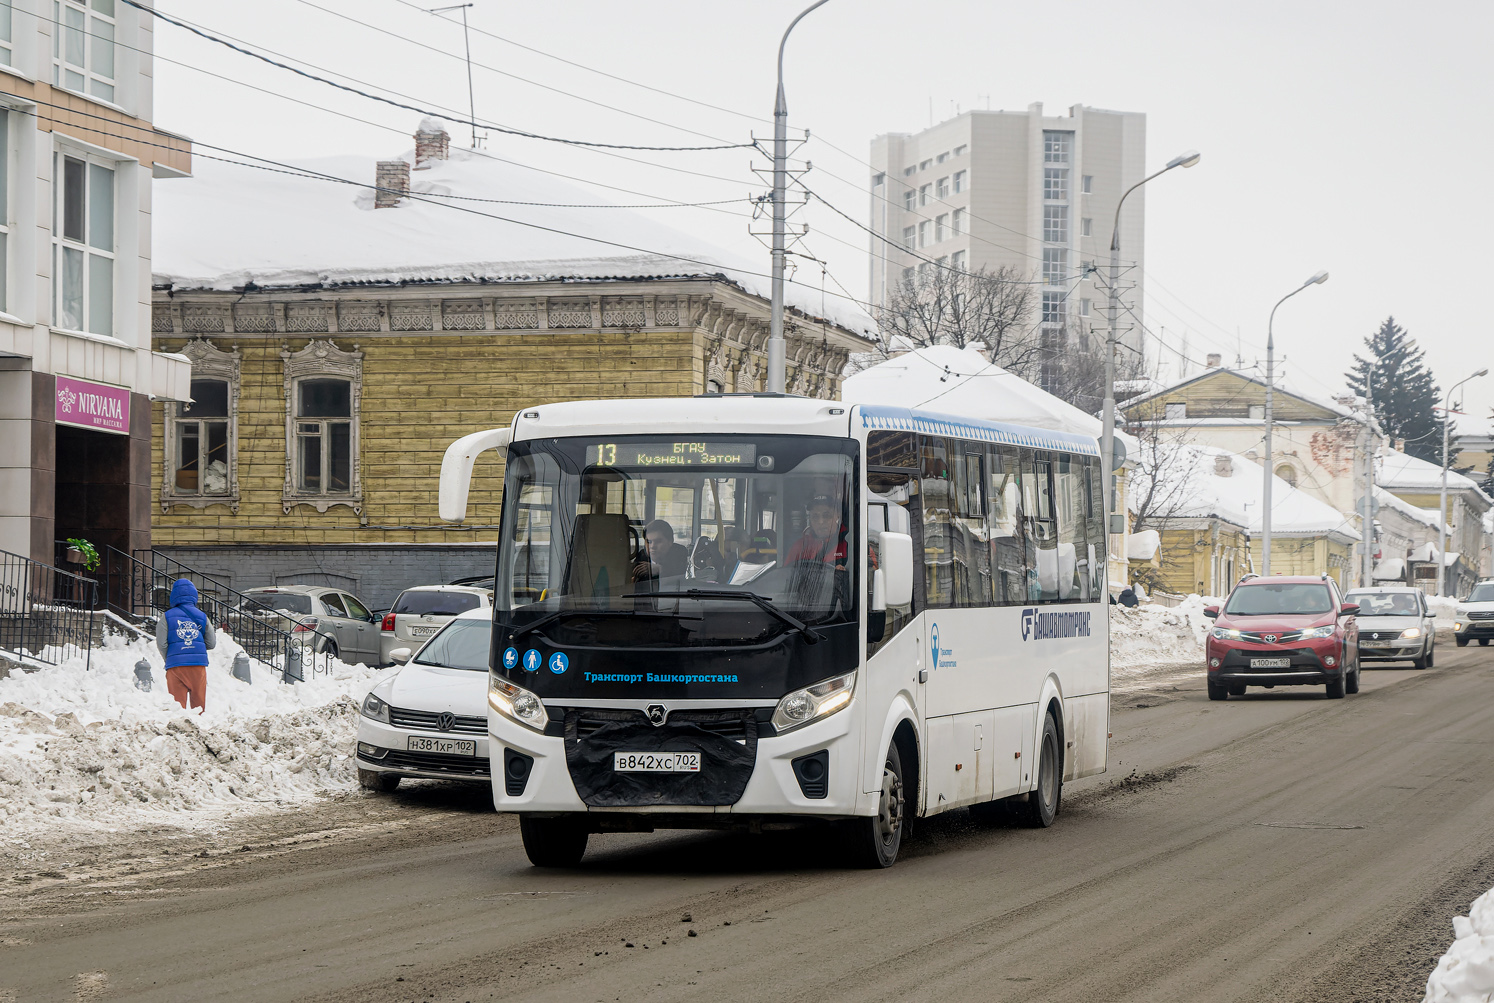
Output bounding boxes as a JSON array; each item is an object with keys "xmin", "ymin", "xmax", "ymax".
[{"xmin": 155, "ymin": 0, "xmax": 1494, "ymax": 437}]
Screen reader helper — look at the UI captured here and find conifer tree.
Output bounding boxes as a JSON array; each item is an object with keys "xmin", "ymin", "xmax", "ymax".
[{"xmin": 1345, "ymin": 317, "xmax": 1445, "ymax": 465}]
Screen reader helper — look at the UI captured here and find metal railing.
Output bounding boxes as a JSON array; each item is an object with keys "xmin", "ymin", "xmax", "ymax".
[
  {"xmin": 55, "ymin": 542, "xmax": 338, "ymax": 682},
  {"xmin": 0, "ymin": 548, "xmax": 98, "ymax": 669}
]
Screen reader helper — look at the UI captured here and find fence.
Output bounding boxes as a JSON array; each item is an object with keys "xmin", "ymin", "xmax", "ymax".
[{"xmin": 0, "ymin": 548, "xmax": 98, "ymax": 669}]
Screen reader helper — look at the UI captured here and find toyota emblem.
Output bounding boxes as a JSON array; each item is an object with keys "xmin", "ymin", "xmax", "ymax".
[
  {"xmin": 1264, "ymin": 634, "xmax": 1277, "ymax": 644},
  {"xmin": 436, "ymin": 711, "xmax": 456, "ymax": 732},
  {"xmin": 646, "ymin": 704, "xmax": 667, "ymax": 727}
]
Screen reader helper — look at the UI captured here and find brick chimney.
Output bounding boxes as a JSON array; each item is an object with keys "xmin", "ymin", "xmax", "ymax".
[
  {"xmin": 414, "ymin": 118, "xmax": 450, "ymax": 168},
  {"xmin": 1206, "ymin": 353, "xmax": 1222, "ymax": 368},
  {"xmin": 1214, "ymin": 453, "xmax": 1233, "ymax": 478},
  {"xmin": 374, "ymin": 160, "xmax": 410, "ymax": 208}
]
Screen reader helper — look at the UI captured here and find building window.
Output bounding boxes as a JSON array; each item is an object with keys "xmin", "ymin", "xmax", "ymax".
[
  {"xmin": 953, "ymin": 170, "xmax": 966, "ymax": 193},
  {"xmin": 1165, "ymin": 403, "xmax": 1187, "ymax": 420},
  {"xmin": 935, "ymin": 214, "xmax": 948, "ymax": 242},
  {"xmin": 918, "ymin": 221, "xmax": 931, "ymax": 248},
  {"xmin": 282, "ymin": 339, "xmax": 364, "ymax": 513},
  {"xmin": 52, "ymin": 151, "xmax": 115, "ymax": 335},
  {"xmin": 1044, "ymin": 167, "xmax": 1069, "ymax": 202},
  {"xmin": 935, "ymin": 256, "xmax": 948, "ymax": 269},
  {"xmin": 903, "ymin": 165, "xmax": 915, "ymax": 177},
  {"xmin": 0, "ymin": 110, "xmax": 9, "ymax": 313},
  {"xmin": 952, "ymin": 250, "xmax": 966, "ymax": 271},
  {"xmin": 919, "ymin": 183, "xmax": 930, "ymax": 206},
  {"xmin": 936, "ymin": 176, "xmax": 950, "ymax": 199},
  {"xmin": 1041, "ymin": 291, "xmax": 1064, "ymax": 325},
  {"xmin": 1082, "ymin": 174, "xmax": 1093, "ymax": 194},
  {"xmin": 1079, "ymin": 298, "xmax": 1091, "ymax": 317},
  {"xmin": 936, "ymin": 151, "xmax": 948, "ymax": 164},
  {"xmin": 904, "ymin": 188, "xmax": 915, "ymax": 211},
  {"xmin": 54, "ymin": 0, "xmax": 117, "ymax": 103},
  {"xmin": 902, "ymin": 267, "xmax": 915, "ymax": 283},
  {"xmin": 1042, "ymin": 247, "xmax": 1068, "ymax": 285},
  {"xmin": 953, "ymin": 144, "xmax": 967, "ymax": 157},
  {"xmin": 163, "ymin": 339, "xmax": 241, "ymax": 511},
  {"xmin": 920, "ymin": 158, "xmax": 932, "ymax": 171},
  {"xmin": 1081, "ymin": 217, "xmax": 1093, "ymax": 237},
  {"xmin": 903, "ymin": 226, "xmax": 916, "ymax": 250},
  {"xmin": 917, "ymin": 262, "xmax": 930, "ymax": 278},
  {"xmin": 1043, "ymin": 205, "xmax": 1069, "ymax": 243},
  {"xmin": 1043, "ymin": 131, "xmax": 1072, "ymax": 164},
  {"xmin": 0, "ymin": 1, "xmax": 12, "ymax": 66},
  {"xmin": 1275, "ymin": 463, "xmax": 1297, "ymax": 487},
  {"xmin": 872, "ymin": 173, "xmax": 885, "ymax": 191},
  {"xmin": 952, "ymin": 207, "xmax": 965, "ymax": 234}
]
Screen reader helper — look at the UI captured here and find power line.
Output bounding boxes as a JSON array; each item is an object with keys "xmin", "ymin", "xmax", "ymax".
[{"xmin": 122, "ymin": 0, "xmax": 753, "ymax": 153}]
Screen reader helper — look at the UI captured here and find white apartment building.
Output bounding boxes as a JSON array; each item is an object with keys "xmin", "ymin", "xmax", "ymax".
[
  {"xmin": 869, "ymin": 102, "xmax": 1147, "ymax": 360},
  {"xmin": 0, "ymin": 0, "xmax": 192, "ymax": 567}
]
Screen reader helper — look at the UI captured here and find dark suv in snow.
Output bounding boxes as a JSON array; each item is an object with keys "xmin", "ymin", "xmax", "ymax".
[{"xmin": 1203, "ymin": 576, "xmax": 1360, "ymax": 700}]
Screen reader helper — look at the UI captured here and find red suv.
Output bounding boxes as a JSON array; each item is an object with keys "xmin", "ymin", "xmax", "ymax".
[{"xmin": 1203, "ymin": 576, "xmax": 1361, "ymax": 700}]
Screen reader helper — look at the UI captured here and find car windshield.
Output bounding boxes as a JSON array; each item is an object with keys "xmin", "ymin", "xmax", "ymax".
[
  {"xmin": 411, "ymin": 620, "xmax": 490, "ymax": 671},
  {"xmin": 244, "ymin": 592, "xmax": 312, "ymax": 615},
  {"xmin": 495, "ymin": 434, "xmax": 858, "ymax": 645},
  {"xmin": 1468, "ymin": 584, "xmax": 1494, "ymax": 603},
  {"xmin": 394, "ymin": 591, "xmax": 482, "ymax": 616},
  {"xmin": 1224, "ymin": 582, "xmax": 1334, "ymax": 615},
  {"xmin": 1345, "ymin": 591, "xmax": 1421, "ymax": 616}
]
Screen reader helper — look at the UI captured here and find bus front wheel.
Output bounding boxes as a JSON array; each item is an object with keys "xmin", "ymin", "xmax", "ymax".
[
  {"xmin": 520, "ymin": 815, "xmax": 589, "ymax": 868},
  {"xmin": 845, "ymin": 742, "xmax": 905, "ymax": 868},
  {"xmin": 1015, "ymin": 713, "xmax": 1062, "ymax": 828}
]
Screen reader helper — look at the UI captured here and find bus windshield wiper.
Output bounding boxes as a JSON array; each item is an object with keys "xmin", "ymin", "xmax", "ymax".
[
  {"xmin": 624, "ymin": 589, "xmax": 826, "ymax": 645},
  {"xmin": 505, "ymin": 608, "xmax": 689, "ymax": 645}
]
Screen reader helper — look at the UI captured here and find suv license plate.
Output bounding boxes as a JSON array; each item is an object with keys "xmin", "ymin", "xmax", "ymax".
[
  {"xmin": 614, "ymin": 752, "xmax": 701, "ymax": 773},
  {"xmin": 408, "ymin": 736, "xmax": 476, "ymax": 756},
  {"xmin": 1250, "ymin": 657, "xmax": 1291, "ymax": 669}
]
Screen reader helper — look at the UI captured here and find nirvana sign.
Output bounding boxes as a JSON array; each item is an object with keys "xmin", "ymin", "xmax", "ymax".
[{"xmin": 55, "ymin": 376, "xmax": 130, "ymax": 435}]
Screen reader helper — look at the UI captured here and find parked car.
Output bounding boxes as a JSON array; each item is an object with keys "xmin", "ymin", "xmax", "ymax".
[
  {"xmin": 240, "ymin": 586, "xmax": 381, "ymax": 665},
  {"xmin": 1203, "ymin": 575, "xmax": 1361, "ymax": 700},
  {"xmin": 1342, "ymin": 586, "xmax": 1436, "ymax": 668},
  {"xmin": 1454, "ymin": 580, "xmax": 1494, "ymax": 647},
  {"xmin": 355, "ymin": 608, "xmax": 492, "ymax": 791},
  {"xmin": 379, "ymin": 585, "xmax": 493, "ymax": 666}
]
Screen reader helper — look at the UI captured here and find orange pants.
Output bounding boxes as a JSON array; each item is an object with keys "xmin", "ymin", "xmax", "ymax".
[{"xmin": 166, "ymin": 665, "xmax": 207, "ymax": 711}]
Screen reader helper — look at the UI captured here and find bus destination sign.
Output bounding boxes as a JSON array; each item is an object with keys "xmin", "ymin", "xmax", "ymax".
[{"xmin": 588, "ymin": 441, "xmax": 758, "ymax": 468}]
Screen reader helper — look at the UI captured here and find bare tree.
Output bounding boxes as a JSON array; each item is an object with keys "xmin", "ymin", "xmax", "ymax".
[{"xmin": 865, "ymin": 264, "xmax": 1040, "ymax": 371}]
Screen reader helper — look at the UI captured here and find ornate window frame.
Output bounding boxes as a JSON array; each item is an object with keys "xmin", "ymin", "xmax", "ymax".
[
  {"xmin": 161, "ymin": 338, "xmax": 241, "ymax": 513},
  {"xmin": 282, "ymin": 339, "xmax": 364, "ymax": 514}
]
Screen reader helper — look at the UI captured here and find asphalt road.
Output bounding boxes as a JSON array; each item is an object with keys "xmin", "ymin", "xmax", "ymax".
[{"xmin": 5, "ymin": 645, "xmax": 1494, "ymax": 1003}]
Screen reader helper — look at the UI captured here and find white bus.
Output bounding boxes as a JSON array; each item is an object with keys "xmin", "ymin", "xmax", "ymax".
[{"xmin": 438, "ymin": 395, "xmax": 1110, "ymax": 867}]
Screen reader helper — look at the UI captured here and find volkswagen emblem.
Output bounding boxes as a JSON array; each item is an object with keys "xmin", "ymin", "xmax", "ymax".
[
  {"xmin": 1264, "ymin": 634, "xmax": 1278, "ymax": 644},
  {"xmin": 436, "ymin": 711, "xmax": 456, "ymax": 732},
  {"xmin": 646, "ymin": 704, "xmax": 668, "ymax": 727}
]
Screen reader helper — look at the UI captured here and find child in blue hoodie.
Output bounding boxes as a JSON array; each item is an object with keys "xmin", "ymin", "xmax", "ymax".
[{"xmin": 155, "ymin": 578, "xmax": 216, "ymax": 711}]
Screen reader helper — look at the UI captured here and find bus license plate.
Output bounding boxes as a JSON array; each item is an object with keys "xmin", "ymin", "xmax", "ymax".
[
  {"xmin": 614, "ymin": 752, "xmax": 701, "ymax": 773},
  {"xmin": 408, "ymin": 736, "xmax": 476, "ymax": 756},
  {"xmin": 1250, "ymin": 658, "xmax": 1291, "ymax": 669}
]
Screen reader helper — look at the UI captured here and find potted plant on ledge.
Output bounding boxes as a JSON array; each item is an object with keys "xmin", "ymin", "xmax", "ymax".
[{"xmin": 64, "ymin": 538, "xmax": 100, "ymax": 571}]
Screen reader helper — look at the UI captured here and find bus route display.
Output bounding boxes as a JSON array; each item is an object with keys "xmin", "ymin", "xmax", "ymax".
[{"xmin": 586, "ymin": 441, "xmax": 758, "ymax": 468}]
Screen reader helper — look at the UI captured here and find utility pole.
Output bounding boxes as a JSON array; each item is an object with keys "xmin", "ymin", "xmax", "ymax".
[
  {"xmin": 767, "ymin": 0, "xmax": 830, "ymax": 395},
  {"xmin": 1362, "ymin": 377, "xmax": 1375, "ymax": 589},
  {"xmin": 1438, "ymin": 368, "xmax": 1489, "ymax": 595},
  {"xmin": 429, "ymin": 4, "xmax": 478, "ymax": 148}
]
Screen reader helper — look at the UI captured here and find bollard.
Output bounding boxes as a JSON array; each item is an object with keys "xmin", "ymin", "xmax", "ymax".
[
  {"xmin": 133, "ymin": 658, "xmax": 152, "ymax": 692},
  {"xmin": 282, "ymin": 644, "xmax": 304, "ymax": 684},
  {"xmin": 231, "ymin": 651, "xmax": 252, "ymax": 684}
]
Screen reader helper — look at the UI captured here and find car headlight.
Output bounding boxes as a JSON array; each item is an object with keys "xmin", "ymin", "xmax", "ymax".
[
  {"xmin": 1454, "ymin": 622, "xmax": 1465, "ymax": 631},
  {"xmin": 1300, "ymin": 626, "xmax": 1336, "ymax": 640},
  {"xmin": 490, "ymin": 676, "xmax": 548, "ymax": 733},
  {"xmin": 1211, "ymin": 628, "xmax": 1247, "ymax": 642},
  {"xmin": 771, "ymin": 671, "xmax": 855, "ymax": 734},
  {"xmin": 360, "ymin": 692, "xmax": 390, "ymax": 724},
  {"xmin": 1399, "ymin": 627, "xmax": 1422, "ymax": 640}
]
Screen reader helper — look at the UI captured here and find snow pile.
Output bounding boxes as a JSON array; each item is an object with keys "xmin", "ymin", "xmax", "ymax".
[
  {"xmin": 0, "ymin": 631, "xmax": 391, "ymax": 839},
  {"xmin": 1428, "ymin": 596, "xmax": 1464, "ymax": 632},
  {"xmin": 1424, "ymin": 885, "xmax": 1494, "ymax": 1002},
  {"xmin": 1110, "ymin": 595, "xmax": 1216, "ymax": 675}
]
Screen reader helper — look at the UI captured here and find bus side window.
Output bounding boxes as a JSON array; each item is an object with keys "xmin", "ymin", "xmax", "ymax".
[
  {"xmin": 867, "ymin": 471, "xmax": 914, "ymax": 654},
  {"xmin": 1055, "ymin": 455, "xmax": 1086, "ymax": 601},
  {"xmin": 1022, "ymin": 450, "xmax": 1057, "ymax": 602},
  {"xmin": 988, "ymin": 445, "xmax": 1027, "ymax": 605},
  {"xmin": 1084, "ymin": 457, "xmax": 1106, "ymax": 598},
  {"xmin": 920, "ymin": 435, "xmax": 955, "ymax": 608},
  {"xmin": 950, "ymin": 449, "xmax": 987, "ymax": 607}
]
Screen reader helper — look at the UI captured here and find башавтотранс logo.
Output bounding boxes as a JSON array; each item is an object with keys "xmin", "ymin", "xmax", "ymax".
[{"xmin": 1022, "ymin": 608, "xmax": 1092, "ymax": 641}]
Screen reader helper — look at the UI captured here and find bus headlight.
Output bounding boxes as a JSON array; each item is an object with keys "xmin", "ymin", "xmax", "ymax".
[
  {"xmin": 490, "ymin": 677, "xmax": 548, "ymax": 733},
  {"xmin": 772, "ymin": 671, "xmax": 855, "ymax": 735}
]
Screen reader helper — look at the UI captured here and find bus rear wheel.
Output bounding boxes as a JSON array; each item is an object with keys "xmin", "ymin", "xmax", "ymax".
[
  {"xmin": 1015, "ymin": 713, "xmax": 1062, "ymax": 828},
  {"xmin": 845, "ymin": 742, "xmax": 905, "ymax": 868},
  {"xmin": 520, "ymin": 815, "xmax": 589, "ymax": 868}
]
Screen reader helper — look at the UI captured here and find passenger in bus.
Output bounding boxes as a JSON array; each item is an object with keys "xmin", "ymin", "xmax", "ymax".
[
  {"xmin": 632, "ymin": 519, "xmax": 689, "ymax": 581},
  {"xmin": 787, "ymin": 496, "xmax": 848, "ymax": 569}
]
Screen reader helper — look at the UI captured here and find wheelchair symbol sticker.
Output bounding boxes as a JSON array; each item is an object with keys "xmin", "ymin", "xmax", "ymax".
[
  {"xmin": 548, "ymin": 651, "xmax": 569, "ymax": 675},
  {"xmin": 502, "ymin": 647, "xmax": 519, "ymax": 670},
  {"xmin": 522, "ymin": 649, "xmax": 542, "ymax": 672}
]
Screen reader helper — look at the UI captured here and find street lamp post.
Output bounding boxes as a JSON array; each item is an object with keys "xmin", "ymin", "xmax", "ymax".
[
  {"xmin": 1101, "ymin": 150, "xmax": 1199, "ymax": 570},
  {"xmin": 1260, "ymin": 271, "xmax": 1329, "ymax": 576},
  {"xmin": 766, "ymin": 0, "xmax": 831, "ymax": 394},
  {"xmin": 1437, "ymin": 368, "xmax": 1488, "ymax": 596}
]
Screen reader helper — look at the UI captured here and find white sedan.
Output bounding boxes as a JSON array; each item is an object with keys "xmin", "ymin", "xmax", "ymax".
[{"xmin": 356, "ymin": 608, "xmax": 493, "ymax": 791}]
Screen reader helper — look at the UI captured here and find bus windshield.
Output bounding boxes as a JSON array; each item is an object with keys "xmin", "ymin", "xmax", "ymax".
[{"xmin": 495, "ymin": 434, "xmax": 858, "ymax": 645}]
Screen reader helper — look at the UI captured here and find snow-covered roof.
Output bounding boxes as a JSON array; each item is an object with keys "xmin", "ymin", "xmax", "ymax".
[
  {"xmin": 1373, "ymin": 485, "xmax": 1446, "ymax": 531},
  {"xmin": 152, "ymin": 133, "xmax": 873, "ymax": 338},
  {"xmin": 840, "ymin": 345, "xmax": 1138, "ymax": 453},
  {"xmin": 1124, "ymin": 366, "xmax": 1359, "ymax": 421},
  {"xmin": 1378, "ymin": 449, "xmax": 1493, "ymax": 504},
  {"xmin": 1130, "ymin": 443, "xmax": 1358, "ymax": 542}
]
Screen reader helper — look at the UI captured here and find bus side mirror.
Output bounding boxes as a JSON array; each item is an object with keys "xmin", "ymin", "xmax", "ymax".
[
  {"xmin": 871, "ymin": 569, "xmax": 887, "ymax": 612},
  {"xmin": 880, "ymin": 532, "xmax": 914, "ymax": 608}
]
